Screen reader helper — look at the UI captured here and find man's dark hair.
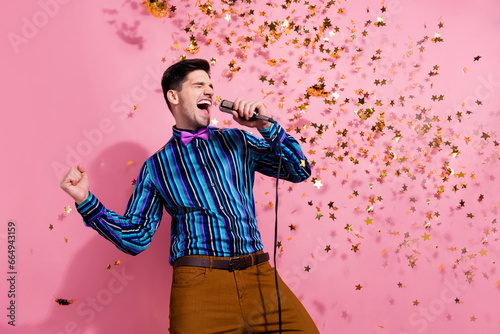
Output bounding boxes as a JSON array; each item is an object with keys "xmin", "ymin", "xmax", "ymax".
[{"xmin": 161, "ymin": 58, "xmax": 211, "ymax": 111}]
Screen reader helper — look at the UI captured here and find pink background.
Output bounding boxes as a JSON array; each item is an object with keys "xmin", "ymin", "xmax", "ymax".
[{"xmin": 1, "ymin": 0, "xmax": 499, "ymax": 333}]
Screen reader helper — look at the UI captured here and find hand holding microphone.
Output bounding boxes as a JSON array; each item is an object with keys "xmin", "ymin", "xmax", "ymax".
[{"xmin": 219, "ymin": 98, "xmax": 274, "ymax": 129}]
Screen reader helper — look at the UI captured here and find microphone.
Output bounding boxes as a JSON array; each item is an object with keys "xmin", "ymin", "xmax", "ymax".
[{"xmin": 219, "ymin": 100, "xmax": 275, "ymax": 122}]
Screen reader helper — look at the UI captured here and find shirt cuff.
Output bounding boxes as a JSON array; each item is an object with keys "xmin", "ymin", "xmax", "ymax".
[
  {"xmin": 76, "ymin": 192, "xmax": 105, "ymax": 224},
  {"xmin": 258, "ymin": 122, "xmax": 285, "ymax": 145}
]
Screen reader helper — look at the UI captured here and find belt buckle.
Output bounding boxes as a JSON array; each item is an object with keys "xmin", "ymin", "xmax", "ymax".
[{"xmin": 228, "ymin": 257, "xmax": 244, "ymax": 272}]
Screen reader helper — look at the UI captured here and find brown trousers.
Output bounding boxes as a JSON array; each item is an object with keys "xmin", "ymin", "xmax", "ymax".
[{"xmin": 169, "ymin": 253, "xmax": 319, "ymax": 334}]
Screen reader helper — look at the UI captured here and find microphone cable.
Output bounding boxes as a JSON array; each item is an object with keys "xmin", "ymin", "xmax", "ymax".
[
  {"xmin": 219, "ymin": 101, "xmax": 283, "ymax": 332},
  {"xmin": 270, "ymin": 119, "xmax": 283, "ymax": 334}
]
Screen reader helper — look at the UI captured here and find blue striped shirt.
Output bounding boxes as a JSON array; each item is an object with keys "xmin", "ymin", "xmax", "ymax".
[{"xmin": 76, "ymin": 122, "xmax": 311, "ymax": 264}]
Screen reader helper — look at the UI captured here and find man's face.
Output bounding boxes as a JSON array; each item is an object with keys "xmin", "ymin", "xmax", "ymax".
[{"xmin": 173, "ymin": 70, "xmax": 213, "ymax": 131}]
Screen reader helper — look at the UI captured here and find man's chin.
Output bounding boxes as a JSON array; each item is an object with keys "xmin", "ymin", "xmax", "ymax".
[{"xmin": 198, "ymin": 116, "xmax": 211, "ymax": 128}]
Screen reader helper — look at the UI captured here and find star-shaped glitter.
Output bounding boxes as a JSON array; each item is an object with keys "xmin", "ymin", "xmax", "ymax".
[
  {"xmin": 313, "ymin": 179, "xmax": 323, "ymax": 189},
  {"xmin": 351, "ymin": 243, "xmax": 360, "ymax": 252}
]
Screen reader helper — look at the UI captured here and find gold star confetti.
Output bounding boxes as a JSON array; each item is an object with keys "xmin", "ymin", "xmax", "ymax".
[
  {"xmin": 94, "ymin": 4, "xmax": 500, "ymax": 330},
  {"xmin": 55, "ymin": 298, "xmax": 75, "ymax": 306},
  {"xmin": 351, "ymin": 243, "xmax": 361, "ymax": 252}
]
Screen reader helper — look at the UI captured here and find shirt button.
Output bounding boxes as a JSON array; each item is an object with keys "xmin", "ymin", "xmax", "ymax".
[
  {"xmin": 220, "ymin": 206, "xmax": 224, "ymax": 210},
  {"xmin": 210, "ymin": 183, "xmax": 215, "ymax": 186}
]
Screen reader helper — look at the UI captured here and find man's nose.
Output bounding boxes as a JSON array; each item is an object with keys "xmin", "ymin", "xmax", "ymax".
[{"xmin": 204, "ymin": 85, "xmax": 213, "ymax": 95}]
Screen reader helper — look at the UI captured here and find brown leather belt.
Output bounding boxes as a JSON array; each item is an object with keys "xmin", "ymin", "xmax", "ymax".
[{"xmin": 173, "ymin": 252, "xmax": 269, "ymax": 272}]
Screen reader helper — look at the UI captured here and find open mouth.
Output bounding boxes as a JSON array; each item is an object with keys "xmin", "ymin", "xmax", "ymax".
[{"xmin": 196, "ymin": 99, "xmax": 212, "ymax": 115}]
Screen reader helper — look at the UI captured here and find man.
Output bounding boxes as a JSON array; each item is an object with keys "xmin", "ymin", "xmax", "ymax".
[{"xmin": 60, "ymin": 58, "xmax": 319, "ymax": 333}]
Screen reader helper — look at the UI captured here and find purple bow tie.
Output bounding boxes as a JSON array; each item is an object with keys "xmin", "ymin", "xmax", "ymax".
[{"xmin": 180, "ymin": 127, "xmax": 209, "ymax": 145}]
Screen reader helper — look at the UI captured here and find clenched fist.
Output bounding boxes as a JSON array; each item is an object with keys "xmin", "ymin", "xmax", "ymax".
[{"xmin": 60, "ymin": 165, "xmax": 90, "ymax": 205}]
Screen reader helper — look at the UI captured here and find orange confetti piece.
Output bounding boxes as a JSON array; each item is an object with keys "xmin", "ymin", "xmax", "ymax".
[{"xmin": 267, "ymin": 59, "xmax": 277, "ymax": 66}]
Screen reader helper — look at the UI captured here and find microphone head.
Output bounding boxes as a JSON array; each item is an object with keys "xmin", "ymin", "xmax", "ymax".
[
  {"xmin": 219, "ymin": 99, "xmax": 274, "ymax": 123},
  {"xmin": 219, "ymin": 100, "xmax": 234, "ymax": 114}
]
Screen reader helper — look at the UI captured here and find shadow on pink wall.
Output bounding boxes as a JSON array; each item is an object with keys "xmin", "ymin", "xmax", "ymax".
[{"xmin": 31, "ymin": 142, "xmax": 173, "ymax": 333}]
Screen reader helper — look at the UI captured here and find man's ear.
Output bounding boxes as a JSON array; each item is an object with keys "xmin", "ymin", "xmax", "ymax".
[{"xmin": 167, "ymin": 90, "xmax": 179, "ymax": 107}]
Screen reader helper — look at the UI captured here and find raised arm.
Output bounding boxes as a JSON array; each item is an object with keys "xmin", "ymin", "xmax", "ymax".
[{"xmin": 60, "ymin": 163, "xmax": 163, "ymax": 255}]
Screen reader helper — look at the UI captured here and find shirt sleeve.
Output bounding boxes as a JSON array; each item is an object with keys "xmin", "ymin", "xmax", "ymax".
[
  {"xmin": 246, "ymin": 122, "xmax": 311, "ymax": 183},
  {"xmin": 76, "ymin": 162, "xmax": 164, "ymax": 255}
]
